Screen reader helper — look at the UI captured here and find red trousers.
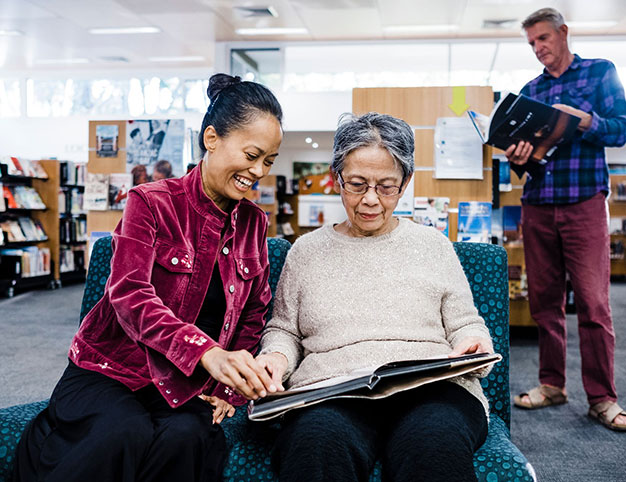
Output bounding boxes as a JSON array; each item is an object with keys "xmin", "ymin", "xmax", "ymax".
[{"xmin": 522, "ymin": 192, "xmax": 617, "ymax": 406}]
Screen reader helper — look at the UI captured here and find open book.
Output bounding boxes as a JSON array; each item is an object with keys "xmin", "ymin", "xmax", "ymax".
[
  {"xmin": 468, "ymin": 93, "xmax": 580, "ymax": 163},
  {"xmin": 248, "ymin": 352, "xmax": 501, "ymax": 421}
]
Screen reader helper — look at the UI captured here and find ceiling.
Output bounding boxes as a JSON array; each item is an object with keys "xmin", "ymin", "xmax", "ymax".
[{"xmin": 1, "ymin": 0, "xmax": 626, "ymax": 71}]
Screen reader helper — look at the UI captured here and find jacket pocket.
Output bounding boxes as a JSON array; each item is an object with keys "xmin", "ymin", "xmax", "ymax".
[
  {"xmin": 152, "ymin": 241, "xmax": 195, "ymax": 305},
  {"xmin": 154, "ymin": 241, "xmax": 194, "ymax": 273},
  {"xmin": 234, "ymin": 256, "xmax": 263, "ymax": 280}
]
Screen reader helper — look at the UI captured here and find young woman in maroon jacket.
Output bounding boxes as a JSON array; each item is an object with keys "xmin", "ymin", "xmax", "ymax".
[{"xmin": 15, "ymin": 74, "xmax": 284, "ymax": 482}]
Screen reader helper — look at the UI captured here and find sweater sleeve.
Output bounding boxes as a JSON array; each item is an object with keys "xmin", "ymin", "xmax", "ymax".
[
  {"xmin": 439, "ymin": 238, "xmax": 492, "ymax": 350},
  {"xmin": 258, "ymin": 245, "xmax": 304, "ymax": 380}
]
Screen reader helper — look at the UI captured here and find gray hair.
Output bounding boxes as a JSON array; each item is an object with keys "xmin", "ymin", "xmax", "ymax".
[
  {"xmin": 521, "ymin": 7, "xmax": 565, "ymax": 31},
  {"xmin": 331, "ymin": 112, "xmax": 415, "ymax": 183}
]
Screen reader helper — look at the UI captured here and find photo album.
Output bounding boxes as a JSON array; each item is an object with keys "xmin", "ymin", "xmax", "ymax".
[{"xmin": 248, "ymin": 352, "xmax": 501, "ymax": 421}]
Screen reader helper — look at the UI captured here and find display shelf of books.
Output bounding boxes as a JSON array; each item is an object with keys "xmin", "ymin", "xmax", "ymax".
[
  {"xmin": 58, "ymin": 161, "xmax": 87, "ymax": 284},
  {"xmin": 275, "ymin": 176, "xmax": 299, "ymax": 242},
  {"xmin": 608, "ymin": 172, "xmax": 626, "ymax": 276},
  {"xmin": 244, "ymin": 175, "xmax": 278, "ymax": 238},
  {"xmin": 0, "ymin": 158, "xmax": 54, "ymax": 297}
]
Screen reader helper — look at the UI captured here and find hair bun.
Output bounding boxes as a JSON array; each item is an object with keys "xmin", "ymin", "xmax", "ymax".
[{"xmin": 207, "ymin": 74, "xmax": 242, "ymax": 103}]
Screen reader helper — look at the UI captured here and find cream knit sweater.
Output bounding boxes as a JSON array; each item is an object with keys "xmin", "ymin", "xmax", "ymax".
[{"xmin": 260, "ymin": 219, "xmax": 492, "ymax": 413}]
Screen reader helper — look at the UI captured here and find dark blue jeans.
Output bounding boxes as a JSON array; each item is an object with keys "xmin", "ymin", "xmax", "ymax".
[{"xmin": 273, "ymin": 381, "xmax": 488, "ymax": 482}]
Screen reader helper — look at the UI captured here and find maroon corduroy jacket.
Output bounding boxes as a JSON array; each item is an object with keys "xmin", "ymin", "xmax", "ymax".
[{"xmin": 70, "ymin": 164, "xmax": 271, "ymax": 408}]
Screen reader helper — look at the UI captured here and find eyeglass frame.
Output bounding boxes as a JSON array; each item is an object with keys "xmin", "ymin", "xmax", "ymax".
[{"xmin": 336, "ymin": 172, "xmax": 404, "ymax": 197}]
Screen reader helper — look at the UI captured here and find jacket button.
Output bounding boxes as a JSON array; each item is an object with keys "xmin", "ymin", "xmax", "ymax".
[
  {"xmin": 222, "ymin": 246, "xmax": 229, "ymax": 255},
  {"xmin": 244, "ymin": 267, "xmax": 249, "ymax": 274},
  {"xmin": 173, "ymin": 399, "xmax": 178, "ymax": 404},
  {"xmin": 171, "ymin": 257, "xmax": 179, "ymax": 265},
  {"xmin": 224, "ymin": 322, "xmax": 230, "ymax": 331},
  {"xmin": 229, "ymin": 285, "xmax": 235, "ymax": 293},
  {"xmin": 166, "ymin": 389, "xmax": 171, "ymax": 394}
]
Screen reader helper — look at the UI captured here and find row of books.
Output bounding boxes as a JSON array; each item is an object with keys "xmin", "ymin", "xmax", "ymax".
[
  {"xmin": 412, "ymin": 199, "xmax": 494, "ymax": 244},
  {"xmin": 60, "ymin": 245, "xmax": 86, "ymax": 273},
  {"xmin": 60, "ymin": 161, "xmax": 87, "ymax": 186},
  {"xmin": 0, "ymin": 217, "xmax": 47, "ymax": 244},
  {"xmin": 0, "ymin": 156, "xmax": 48, "ymax": 179},
  {"xmin": 84, "ymin": 172, "xmax": 132, "ymax": 211},
  {"xmin": 59, "ymin": 188, "xmax": 84, "ymax": 215},
  {"xmin": 0, "ymin": 246, "xmax": 51, "ymax": 278},
  {"xmin": 60, "ymin": 217, "xmax": 87, "ymax": 244},
  {"xmin": 3, "ymin": 185, "xmax": 46, "ymax": 210}
]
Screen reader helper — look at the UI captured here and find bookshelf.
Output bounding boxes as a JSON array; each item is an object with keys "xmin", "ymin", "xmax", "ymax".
[
  {"xmin": 58, "ymin": 161, "xmax": 87, "ymax": 284},
  {"xmin": 0, "ymin": 162, "xmax": 54, "ymax": 297},
  {"xmin": 609, "ymin": 173, "xmax": 626, "ymax": 276}
]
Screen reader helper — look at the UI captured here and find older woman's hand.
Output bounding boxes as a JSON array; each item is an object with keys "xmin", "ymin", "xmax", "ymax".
[
  {"xmin": 448, "ymin": 336, "xmax": 494, "ymax": 358},
  {"xmin": 255, "ymin": 352, "xmax": 288, "ymax": 392},
  {"xmin": 199, "ymin": 394, "xmax": 236, "ymax": 424}
]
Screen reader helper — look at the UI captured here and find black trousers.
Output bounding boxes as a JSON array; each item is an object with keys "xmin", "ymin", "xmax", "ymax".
[
  {"xmin": 272, "ymin": 382, "xmax": 488, "ymax": 482},
  {"xmin": 14, "ymin": 361, "xmax": 226, "ymax": 482}
]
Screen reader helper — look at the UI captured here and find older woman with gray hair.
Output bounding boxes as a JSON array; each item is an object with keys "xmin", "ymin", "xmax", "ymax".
[{"xmin": 256, "ymin": 112, "xmax": 493, "ymax": 482}]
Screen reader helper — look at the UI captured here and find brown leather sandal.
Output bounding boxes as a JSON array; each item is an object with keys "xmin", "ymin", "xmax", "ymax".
[
  {"xmin": 588, "ymin": 401, "xmax": 626, "ymax": 432},
  {"xmin": 513, "ymin": 385, "xmax": 568, "ymax": 409}
]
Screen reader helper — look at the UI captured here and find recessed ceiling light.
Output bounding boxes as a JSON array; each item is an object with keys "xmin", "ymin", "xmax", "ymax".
[
  {"xmin": 244, "ymin": 72, "xmax": 256, "ymax": 81},
  {"xmin": 89, "ymin": 27, "xmax": 160, "ymax": 35},
  {"xmin": 35, "ymin": 58, "xmax": 90, "ymax": 65},
  {"xmin": 568, "ymin": 21, "xmax": 618, "ymax": 29},
  {"xmin": 235, "ymin": 27, "xmax": 308, "ymax": 36},
  {"xmin": 384, "ymin": 24, "xmax": 459, "ymax": 34},
  {"xmin": 312, "ymin": 142, "xmax": 319, "ymax": 149},
  {"xmin": 305, "ymin": 137, "xmax": 312, "ymax": 143},
  {"xmin": 0, "ymin": 29, "xmax": 23, "ymax": 36},
  {"xmin": 149, "ymin": 56, "xmax": 205, "ymax": 62}
]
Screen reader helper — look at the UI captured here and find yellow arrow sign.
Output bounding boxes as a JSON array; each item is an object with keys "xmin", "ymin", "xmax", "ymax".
[{"xmin": 448, "ymin": 86, "xmax": 470, "ymax": 116}]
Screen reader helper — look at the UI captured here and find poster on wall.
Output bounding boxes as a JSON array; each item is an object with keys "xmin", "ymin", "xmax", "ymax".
[
  {"xmin": 109, "ymin": 173, "xmax": 133, "ymax": 210},
  {"xmin": 96, "ymin": 124, "xmax": 119, "ymax": 158},
  {"xmin": 433, "ymin": 117, "xmax": 483, "ymax": 180},
  {"xmin": 293, "ymin": 162, "xmax": 335, "ymax": 195},
  {"xmin": 126, "ymin": 119, "xmax": 185, "ymax": 185}
]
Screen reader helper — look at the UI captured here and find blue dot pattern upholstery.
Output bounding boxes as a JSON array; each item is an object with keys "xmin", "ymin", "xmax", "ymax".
[
  {"xmin": 79, "ymin": 236, "xmax": 113, "ymax": 323},
  {"xmin": 452, "ymin": 242, "xmax": 511, "ymax": 428},
  {"xmin": 0, "ymin": 239, "xmax": 535, "ymax": 482},
  {"xmin": 0, "ymin": 400, "xmax": 49, "ymax": 482}
]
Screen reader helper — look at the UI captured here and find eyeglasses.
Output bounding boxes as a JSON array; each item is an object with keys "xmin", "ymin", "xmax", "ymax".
[{"xmin": 337, "ymin": 173, "xmax": 403, "ymax": 197}]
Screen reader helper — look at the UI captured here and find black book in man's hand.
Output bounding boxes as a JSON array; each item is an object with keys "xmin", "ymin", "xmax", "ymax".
[
  {"xmin": 247, "ymin": 352, "xmax": 502, "ymax": 421},
  {"xmin": 468, "ymin": 93, "xmax": 580, "ymax": 163}
]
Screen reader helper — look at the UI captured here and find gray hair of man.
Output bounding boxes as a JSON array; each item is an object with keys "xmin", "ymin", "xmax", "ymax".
[
  {"xmin": 521, "ymin": 7, "xmax": 566, "ymax": 31},
  {"xmin": 331, "ymin": 112, "xmax": 415, "ymax": 185}
]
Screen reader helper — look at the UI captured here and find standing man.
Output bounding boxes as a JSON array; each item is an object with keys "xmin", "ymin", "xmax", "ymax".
[{"xmin": 507, "ymin": 7, "xmax": 626, "ymax": 431}]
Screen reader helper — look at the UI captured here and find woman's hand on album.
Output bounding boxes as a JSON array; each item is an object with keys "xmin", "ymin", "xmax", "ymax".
[
  {"xmin": 505, "ymin": 140, "xmax": 533, "ymax": 165},
  {"xmin": 199, "ymin": 394, "xmax": 236, "ymax": 424},
  {"xmin": 448, "ymin": 336, "xmax": 494, "ymax": 358},
  {"xmin": 255, "ymin": 352, "xmax": 288, "ymax": 392},
  {"xmin": 200, "ymin": 346, "xmax": 276, "ymax": 400}
]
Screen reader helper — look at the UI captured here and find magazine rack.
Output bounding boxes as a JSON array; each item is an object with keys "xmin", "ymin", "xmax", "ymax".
[{"xmin": 0, "ymin": 237, "xmax": 534, "ymax": 481}]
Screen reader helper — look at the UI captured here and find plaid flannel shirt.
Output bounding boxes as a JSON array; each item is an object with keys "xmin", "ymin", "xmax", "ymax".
[{"xmin": 511, "ymin": 54, "xmax": 626, "ymax": 205}]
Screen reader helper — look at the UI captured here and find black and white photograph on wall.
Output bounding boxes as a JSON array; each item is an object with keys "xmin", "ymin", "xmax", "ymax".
[{"xmin": 125, "ymin": 119, "xmax": 185, "ymax": 184}]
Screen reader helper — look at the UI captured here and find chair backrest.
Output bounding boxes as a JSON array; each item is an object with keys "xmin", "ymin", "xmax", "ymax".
[
  {"xmin": 78, "ymin": 236, "xmax": 509, "ymax": 426},
  {"xmin": 453, "ymin": 241, "xmax": 510, "ymax": 428},
  {"xmin": 79, "ymin": 236, "xmax": 292, "ymax": 323}
]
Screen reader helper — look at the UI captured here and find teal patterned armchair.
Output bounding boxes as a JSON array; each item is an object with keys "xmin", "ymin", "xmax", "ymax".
[{"xmin": 0, "ymin": 238, "xmax": 535, "ymax": 482}]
